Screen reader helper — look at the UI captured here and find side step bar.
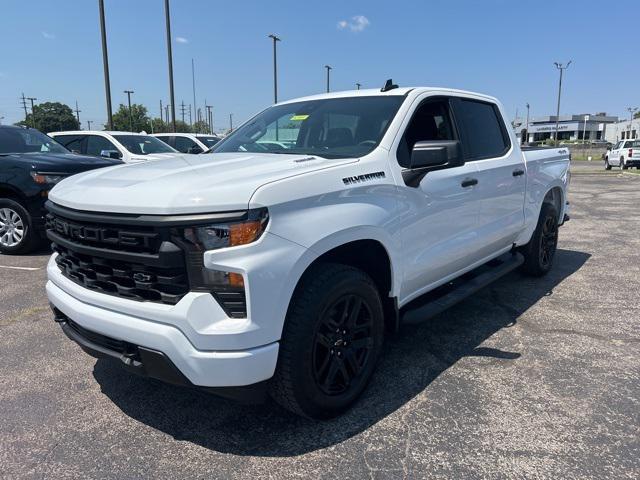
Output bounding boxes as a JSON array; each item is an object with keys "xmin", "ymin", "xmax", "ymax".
[{"xmin": 401, "ymin": 252, "xmax": 524, "ymax": 325}]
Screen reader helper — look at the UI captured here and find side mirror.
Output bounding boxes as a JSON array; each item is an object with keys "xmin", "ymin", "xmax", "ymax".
[
  {"xmin": 100, "ymin": 149, "xmax": 122, "ymax": 159},
  {"xmin": 403, "ymin": 140, "xmax": 464, "ymax": 187}
]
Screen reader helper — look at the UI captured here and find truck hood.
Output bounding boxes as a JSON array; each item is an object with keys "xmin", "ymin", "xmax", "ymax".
[
  {"xmin": 2, "ymin": 152, "xmax": 120, "ymax": 173},
  {"xmin": 49, "ymin": 152, "xmax": 354, "ymax": 214}
]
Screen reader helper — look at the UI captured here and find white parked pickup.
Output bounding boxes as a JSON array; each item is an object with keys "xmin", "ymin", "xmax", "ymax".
[
  {"xmin": 45, "ymin": 83, "xmax": 570, "ymax": 418},
  {"xmin": 49, "ymin": 130, "xmax": 188, "ymax": 163}
]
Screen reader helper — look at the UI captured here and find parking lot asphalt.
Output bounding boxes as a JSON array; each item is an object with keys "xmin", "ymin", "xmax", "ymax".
[{"xmin": 1, "ymin": 166, "xmax": 638, "ymax": 479}]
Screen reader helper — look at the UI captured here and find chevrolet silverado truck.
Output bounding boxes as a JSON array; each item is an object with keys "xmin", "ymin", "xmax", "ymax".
[{"xmin": 45, "ymin": 84, "xmax": 570, "ymax": 418}]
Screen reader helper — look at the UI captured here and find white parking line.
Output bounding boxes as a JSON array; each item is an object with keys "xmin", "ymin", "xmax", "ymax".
[{"xmin": 0, "ymin": 265, "xmax": 42, "ymax": 271}]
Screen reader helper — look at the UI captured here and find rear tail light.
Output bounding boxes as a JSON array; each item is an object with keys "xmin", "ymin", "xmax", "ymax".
[{"xmin": 629, "ymin": 149, "xmax": 633, "ymax": 158}]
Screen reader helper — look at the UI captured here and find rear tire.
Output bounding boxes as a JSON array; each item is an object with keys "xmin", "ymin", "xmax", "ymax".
[
  {"xmin": 518, "ymin": 202, "xmax": 559, "ymax": 277},
  {"xmin": 0, "ymin": 199, "xmax": 40, "ymax": 255},
  {"xmin": 270, "ymin": 263, "xmax": 385, "ymax": 419},
  {"xmin": 604, "ymin": 157, "xmax": 611, "ymax": 170},
  {"xmin": 621, "ymin": 157, "xmax": 628, "ymax": 170}
]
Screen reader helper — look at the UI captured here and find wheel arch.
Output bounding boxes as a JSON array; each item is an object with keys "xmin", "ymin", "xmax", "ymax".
[
  {"xmin": 285, "ymin": 230, "xmax": 400, "ymax": 334},
  {"xmin": 0, "ymin": 184, "xmax": 26, "ymax": 203}
]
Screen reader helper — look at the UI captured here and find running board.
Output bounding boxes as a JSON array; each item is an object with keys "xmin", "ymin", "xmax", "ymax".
[{"xmin": 401, "ymin": 252, "xmax": 524, "ymax": 325}]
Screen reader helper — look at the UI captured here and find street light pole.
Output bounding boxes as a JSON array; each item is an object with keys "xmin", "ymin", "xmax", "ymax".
[
  {"xmin": 582, "ymin": 114, "xmax": 589, "ymax": 144},
  {"xmin": 268, "ymin": 34, "xmax": 280, "ymax": 104},
  {"xmin": 627, "ymin": 107, "xmax": 638, "ymax": 139},
  {"xmin": 98, "ymin": 0, "xmax": 113, "ymax": 130},
  {"xmin": 325, "ymin": 65, "xmax": 332, "ymax": 93},
  {"xmin": 553, "ymin": 60, "xmax": 572, "ymax": 145},
  {"xmin": 356, "ymin": 82, "xmax": 361, "ymax": 90},
  {"xmin": 124, "ymin": 90, "xmax": 134, "ymax": 132},
  {"xmin": 164, "ymin": 0, "xmax": 177, "ymax": 132},
  {"xmin": 525, "ymin": 103, "xmax": 530, "ymax": 145}
]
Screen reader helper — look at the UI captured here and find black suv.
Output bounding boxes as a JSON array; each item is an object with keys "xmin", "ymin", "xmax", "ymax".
[{"xmin": 0, "ymin": 125, "xmax": 121, "ymax": 254}]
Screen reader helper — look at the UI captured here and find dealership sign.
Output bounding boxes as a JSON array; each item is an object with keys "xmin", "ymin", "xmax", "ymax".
[{"xmin": 528, "ymin": 122, "xmax": 582, "ymax": 133}]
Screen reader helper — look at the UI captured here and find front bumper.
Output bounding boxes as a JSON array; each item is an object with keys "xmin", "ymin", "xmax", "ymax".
[{"xmin": 46, "ymin": 276, "xmax": 279, "ymax": 388}]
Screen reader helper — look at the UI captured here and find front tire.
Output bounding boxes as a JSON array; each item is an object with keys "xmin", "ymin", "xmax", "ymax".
[
  {"xmin": 0, "ymin": 199, "xmax": 40, "ymax": 255},
  {"xmin": 270, "ymin": 263, "xmax": 385, "ymax": 418},
  {"xmin": 519, "ymin": 202, "xmax": 559, "ymax": 277},
  {"xmin": 621, "ymin": 157, "xmax": 628, "ymax": 170},
  {"xmin": 604, "ymin": 157, "xmax": 611, "ymax": 170}
]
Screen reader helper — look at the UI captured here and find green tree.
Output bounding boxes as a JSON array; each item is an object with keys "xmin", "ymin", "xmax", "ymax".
[
  {"xmin": 110, "ymin": 103, "xmax": 150, "ymax": 132},
  {"xmin": 634, "ymin": 111, "xmax": 640, "ymax": 119},
  {"xmin": 192, "ymin": 120, "xmax": 211, "ymax": 134},
  {"xmin": 16, "ymin": 102, "xmax": 79, "ymax": 133}
]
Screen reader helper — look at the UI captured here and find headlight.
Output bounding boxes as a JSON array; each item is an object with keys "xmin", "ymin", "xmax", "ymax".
[
  {"xmin": 30, "ymin": 172, "xmax": 67, "ymax": 185},
  {"xmin": 177, "ymin": 208, "xmax": 269, "ymax": 251},
  {"xmin": 172, "ymin": 208, "xmax": 269, "ymax": 318}
]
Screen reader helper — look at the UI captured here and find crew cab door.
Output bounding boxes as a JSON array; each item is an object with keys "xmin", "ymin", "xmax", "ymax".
[
  {"xmin": 394, "ymin": 96, "xmax": 484, "ymax": 302},
  {"xmin": 451, "ymin": 98, "xmax": 526, "ymax": 256}
]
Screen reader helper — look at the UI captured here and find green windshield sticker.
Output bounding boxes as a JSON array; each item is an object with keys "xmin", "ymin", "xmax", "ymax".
[{"xmin": 290, "ymin": 114, "xmax": 309, "ymax": 121}]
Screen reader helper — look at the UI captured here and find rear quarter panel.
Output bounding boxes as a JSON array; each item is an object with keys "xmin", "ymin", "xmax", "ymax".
[{"xmin": 516, "ymin": 147, "xmax": 571, "ymax": 246}]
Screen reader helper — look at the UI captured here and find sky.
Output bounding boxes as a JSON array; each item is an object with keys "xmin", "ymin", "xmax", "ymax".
[{"xmin": 0, "ymin": 0, "xmax": 638, "ymax": 131}]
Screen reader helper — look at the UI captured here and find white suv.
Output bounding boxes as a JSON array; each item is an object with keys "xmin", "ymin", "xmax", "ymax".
[
  {"xmin": 153, "ymin": 133, "xmax": 221, "ymax": 154},
  {"xmin": 49, "ymin": 131, "xmax": 185, "ymax": 163}
]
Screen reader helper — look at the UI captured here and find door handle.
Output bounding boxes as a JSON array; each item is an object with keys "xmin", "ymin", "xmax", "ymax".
[
  {"xmin": 513, "ymin": 169, "xmax": 525, "ymax": 177},
  {"xmin": 461, "ymin": 178, "xmax": 478, "ymax": 188}
]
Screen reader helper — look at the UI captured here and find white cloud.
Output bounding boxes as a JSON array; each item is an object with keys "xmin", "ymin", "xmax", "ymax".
[
  {"xmin": 42, "ymin": 31, "xmax": 56, "ymax": 40},
  {"xmin": 337, "ymin": 15, "xmax": 370, "ymax": 33},
  {"xmin": 175, "ymin": 36, "xmax": 188, "ymax": 44}
]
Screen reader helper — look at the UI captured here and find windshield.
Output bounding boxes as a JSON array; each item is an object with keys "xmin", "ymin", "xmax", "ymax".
[
  {"xmin": 113, "ymin": 135, "xmax": 177, "ymax": 155},
  {"xmin": 213, "ymin": 96, "xmax": 405, "ymax": 159},
  {"xmin": 196, "ymin": 136, "xmax": 220, "ymax": 148},
  {"xmin": 0, "ymin": 128, "xmax": 69, "ymax": 155}
]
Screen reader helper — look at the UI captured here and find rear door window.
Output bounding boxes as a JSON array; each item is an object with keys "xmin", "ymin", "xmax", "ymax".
[
  {"xmin": 86, "ymin": 135, "xmax": 119, "ymax": 156},
  {"xmin": 453, "ymin": 99, "xmax": 510, "ymax": 160},
  {"xmin": 174, "ymin": 136, "xmax": 198, "ymax": 153},
  {"xmin": 53, "ymin": 135, "xmax": 85, "ymax": 153}
]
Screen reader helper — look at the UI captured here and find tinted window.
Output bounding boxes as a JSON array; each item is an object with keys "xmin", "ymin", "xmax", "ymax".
[
  {"xmin": 213, "ymin": 96, "xmax": 404, "ymax": 159},
  {"xmin": 196, "ymin": 136, "xmax": 220, "ymax": 148},
  {"xmin": 113, "ymin": 135, "xmax": 177, "ymax": 155},
  {"xmin": 455, "ymin": 99, "xmax": 509, "ymax": 160},
  {"xmin": 174, "ymin": 136, "xmax": 198, "ymax": 153},
  {"xmin": 397, "ymin": 99, "xmax": 456, "ymax": 168},
  {"xmin": 155, "ymin": 136, "xmax": 174, "ymax": 148},
  {"xmin": 54, "ymin": 135, "xmax": 84, "ymax": 153},
  {"xmin": 86, "ymin": 135, "xmax": 119, "ymax": 157},
  {"xmin": 0, "ymin": 128, "xmax": 68, "ymax": 154}
]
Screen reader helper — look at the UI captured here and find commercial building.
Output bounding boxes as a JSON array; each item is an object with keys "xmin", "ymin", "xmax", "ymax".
[
  {"xmin": 603, "ymin": 118, "xmax": 640, "ymax": 143},
  {"xmin": 516, "ymin": 113, "xmax": 618, "ymax": 143}
]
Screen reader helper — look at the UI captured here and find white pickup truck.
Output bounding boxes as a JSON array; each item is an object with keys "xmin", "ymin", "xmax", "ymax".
[
  {"xmin": 45, "ymin": 84, "xmax": 570, "ymax": 418},
  {"xmin": 604, "ymin": 139, "xmax": 640, "ymax": 170}
]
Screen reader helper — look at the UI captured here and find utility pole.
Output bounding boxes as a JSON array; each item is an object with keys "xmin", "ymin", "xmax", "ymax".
[
  {"xmin": 20, "ymin": 93, "xmax": 28, "ymax": 125},
  {"xmin": 191, "ymin": 59, "xmax": 197, "ymax": 131},
  {"xmin": 165, "ymin": 104, "xmax": 170, "ymax": 125},
  {"xmin": 180, "ymin": 101, "xmax": 186, "ymax": 124},
  {"xmin": 87, "ymin": 120, "xmax": 93, "ymax": 130},
  {"xmin": 268, "ymin": 34, "xmax": 281, "ymax": 104},
  {"xmin": 164, "ymin": 0, "xmax": 176, "ymax": 132},
  {"xmin": 356, "ymin": 82, "xmax": 361, "ymax": 90},
  {"xmin": 27, "ymin": 97, "xmax": 37, "ymax": 129},
  {"xmin": 188, "ymin": 104, "xmax": 192, "ymax": 127},
  {"xmin": 74, "ymin": 100, "xmax": 81, "ymax": 127},
  {"xmin": 553, "ymin": 61, "xmax": 572, "ymax": 145},
  {"xmin": 324, "ymin": 65, "xmax": 332, "ymax": 93},
  {"xmin": 525, "ymin": 103, "xmax": 530, "ymax": 145},
  {"xmin": 206, "ymin": 105, "xmax": 213, "ymax": 134},
  {"xmin": 229, "ymin": 113, "xmax": 233, "ymax": 132},
  {"xmin": 98, "ymin": 0, "xmax": 113, "ymax": 130},
  {"xmin": 124, "ymin": 90, "xmax": 134, "ymax": 132}
]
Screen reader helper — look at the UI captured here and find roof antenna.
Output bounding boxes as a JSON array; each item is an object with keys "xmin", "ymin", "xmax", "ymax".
[{"xmin": 380, "ymin": 79, "xmax": 398, "ymax": 92}]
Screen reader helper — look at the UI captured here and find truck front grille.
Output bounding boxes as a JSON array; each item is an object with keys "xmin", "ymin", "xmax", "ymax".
[
  {"xmin": 52, "ymin": 243, "xmax": 189, "ymax": 304},
  {"xmin": 46, "ymin": 206, "xmax": 189, "ymax": 306}
]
